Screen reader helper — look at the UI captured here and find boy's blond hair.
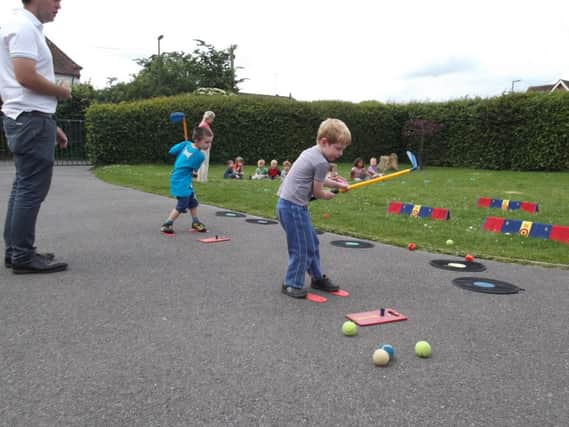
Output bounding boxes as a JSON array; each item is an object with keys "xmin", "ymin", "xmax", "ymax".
[{"xmin": 317, "ymin": 118, "xmax": 351, "ymax": 146}]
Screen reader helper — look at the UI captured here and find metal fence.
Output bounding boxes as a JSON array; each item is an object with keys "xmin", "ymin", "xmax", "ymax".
[{"xmin": 0, "ymin": 118, "xmax": 90, "ymax": 166}]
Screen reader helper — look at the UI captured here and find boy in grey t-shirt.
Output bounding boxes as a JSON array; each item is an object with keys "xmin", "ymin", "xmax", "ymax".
[{"xmin": 276, "ymin": 118, "xmax": 351, "ymax": 298}]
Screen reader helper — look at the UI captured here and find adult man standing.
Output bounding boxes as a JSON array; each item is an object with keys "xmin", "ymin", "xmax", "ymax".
[{"xmin": 1, "ymin": 0, "xmax": 71, "ymax": 273}]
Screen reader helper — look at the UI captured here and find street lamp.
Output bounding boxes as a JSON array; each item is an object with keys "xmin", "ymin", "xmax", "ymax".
[
  {"xmin": 157, "ymin": 34, "xmax": 164, "ymax": 56},
  {"xmin": 511, "ymin": 79, "xmax": 521, "ymax": 93}
]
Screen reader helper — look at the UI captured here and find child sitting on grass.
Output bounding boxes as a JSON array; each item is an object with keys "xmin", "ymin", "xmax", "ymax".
[
  {"xmin": 233, "ymin": 156, "xmax": 245, "ymax": 179},
  {"xmin": 280, "ymin": 160, "xmax": 291, "ymax": 179},
  {"xmin": 268, "ymin": 159, "xmax": 281, "ymax": 180},
  {"xmin": 350, "ymin": 157, "xmax": 367, "ymax": 181},
  {"xmin": 326, "ymin": 163, "xmax": 348, "ymax": 186},
  {"xmin": 223, "ymin": 160, "xmax": 236, "ymax": 179},
  {"xmin": 367, "ymin": 157, "xmax": 382, "ymax": 178},
  {"xmin": 160, "ymin": 127, "xmax": 213, "ymax": 234},
  {"xmin": 251, "ymin": 159, "xmax": 269, "ymax": 179}
]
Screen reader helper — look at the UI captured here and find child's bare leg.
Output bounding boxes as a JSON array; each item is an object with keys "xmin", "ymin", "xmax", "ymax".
[{"xmin": 167, "ymin": 208, "xmax": 181, "ymax": 223}]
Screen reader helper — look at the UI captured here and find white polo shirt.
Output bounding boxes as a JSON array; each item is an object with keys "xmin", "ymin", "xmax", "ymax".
[{"xmin": 0, "ymin": 9, "xmax": 57, "ymax": 119}]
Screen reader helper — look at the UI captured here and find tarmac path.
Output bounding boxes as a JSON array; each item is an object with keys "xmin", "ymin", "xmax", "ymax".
[{"xmin": 1, "ymin": 165, "xmax": 567, "ymax": 426}]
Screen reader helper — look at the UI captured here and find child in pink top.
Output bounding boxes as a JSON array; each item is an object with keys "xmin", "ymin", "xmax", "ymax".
[{"xmin": 350, "ymin": 157, "xmax": 367, "ymax": 181}]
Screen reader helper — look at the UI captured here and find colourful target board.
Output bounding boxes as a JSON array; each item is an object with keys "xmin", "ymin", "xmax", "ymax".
[
  {"xmin": 482, "ymin": 216, "xmax": 569, "ymax": 244},
  {"xmin": 477, "ymin": 197, "xmax": 538, "ymax": 214},
  {"xmin": 387, "ymin": 201, "xmax": 450, "ymax": 221}
]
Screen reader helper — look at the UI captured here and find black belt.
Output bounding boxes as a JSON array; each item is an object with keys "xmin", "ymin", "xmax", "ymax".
[{"xmin": 20, "ymin": 111, "xmax": 54, "ymax": 119}]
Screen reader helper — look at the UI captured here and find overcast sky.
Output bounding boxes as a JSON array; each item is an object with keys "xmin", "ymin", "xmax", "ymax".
[{"xmin": 2, "ymin": 0, "xmax": 569, "ymax": 102}]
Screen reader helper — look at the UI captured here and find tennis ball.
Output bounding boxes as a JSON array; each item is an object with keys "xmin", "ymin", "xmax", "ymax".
[
  {"xmin": 377, "ymin": 343, "xmax": 395, "ymax": 360},
  {"xmin": 415, "ymin": 340, "xmax": 432, "ymax": 358},
  {"xmin": 407, "ymin": 242, "xmax": 416, "ymax": 251},
  {"xmin": 446, "ymin": 239, "xmax": 454, "ymax": 246},
  {"xmin": 372, "ymin": 349, "xmax": 390, "ymax": 366},
  {"xmin": 465, "ymin": 254, "xmax": 474, "ymax": 262},
  {"xmin": 342, "ymin": 321, "xmax": 358, "ymax": 336}
]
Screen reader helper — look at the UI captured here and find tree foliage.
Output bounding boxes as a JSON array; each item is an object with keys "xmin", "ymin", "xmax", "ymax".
[{"xmin": 95, "ymin": 40, "xmax": 243, "ymax": 103}]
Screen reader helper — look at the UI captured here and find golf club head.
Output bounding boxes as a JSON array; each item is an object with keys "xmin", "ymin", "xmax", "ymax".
[
  {"xmin": 406, "ymin": 151, "xmax": 419, "ymax": 171},
  {"xmin": 169, "ymin": 112, "xmax": 185, "ymax": 123}
]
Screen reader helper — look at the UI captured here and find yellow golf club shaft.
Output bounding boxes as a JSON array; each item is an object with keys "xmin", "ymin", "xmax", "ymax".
[{"xmin": 340, "ymin": 168, "xmax": 413, "ymax": 192}]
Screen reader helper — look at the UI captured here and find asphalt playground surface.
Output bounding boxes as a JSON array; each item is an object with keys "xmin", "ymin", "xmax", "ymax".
[{"xmin": 1, "ymin": 165, "xmax": 568, "ymax": 426}]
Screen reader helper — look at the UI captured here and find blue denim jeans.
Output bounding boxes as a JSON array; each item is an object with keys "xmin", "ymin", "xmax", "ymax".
[
  {"xmin": 3, "ymin": 113, "xmax": 56, "ymax": 264},
  {"xmin": 276, "ymin": 198, "xmax": 322, "ymax": 288}
]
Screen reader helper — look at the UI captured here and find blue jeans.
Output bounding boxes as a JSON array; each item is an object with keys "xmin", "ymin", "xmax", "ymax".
[
  {"xmin": 276, "ymin": 198, "xmax": 322, "ymax": 288},
  {"xmin": 3, "ymin": 113, "xmax": 56, "ymax": 264}
]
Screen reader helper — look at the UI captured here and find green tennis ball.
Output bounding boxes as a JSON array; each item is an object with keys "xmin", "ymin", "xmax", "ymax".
[
  {"xmin": 446, "ymin": 239, "xmax": 454, "ymax": 246},
  {"xmin": 342, "ymin": 321, "xmax": 358, "ymax": 336},
  {"xmin": 415, "ymin": 340, "xmax": 432, "ymax": 358},
  {"xmin": 372, "ymin": 349, "xmax": 390, "ymax": 366}
]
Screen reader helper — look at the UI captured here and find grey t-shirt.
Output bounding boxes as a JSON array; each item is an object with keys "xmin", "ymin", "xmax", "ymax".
[{"xmin": 277, "ymin": 146, "xmax": 329, "ymax": 206}]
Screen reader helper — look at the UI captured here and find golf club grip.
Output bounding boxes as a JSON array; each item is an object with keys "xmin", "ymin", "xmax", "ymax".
[{"xmin": 345, "ymin": 168, "xmax": 413, "ymax": 191}]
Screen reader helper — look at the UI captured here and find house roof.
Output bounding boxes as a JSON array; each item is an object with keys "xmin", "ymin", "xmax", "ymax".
[
  {"xmin": 527, "ymin": 84, "xmax": 554, "ymax": 92},
  {"xmin": 552, "ymin": 79, "xmax": 569, "ymax": 91},
  {"xmin": 527, "ymin": 79, "xmax": 569, "ymax": 93},
  {"xmin": 46, "ymin": 37, "xmax": 82, "ymax": 78}
]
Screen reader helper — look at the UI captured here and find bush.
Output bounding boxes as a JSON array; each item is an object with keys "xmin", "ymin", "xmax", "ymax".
[
  {"xmin": 86, "ymin": 94, "xmax": 402, "ymax": 165},
  {"xmin": 86, "ymin": 92, "xmax": 569, "ymax": 170}
]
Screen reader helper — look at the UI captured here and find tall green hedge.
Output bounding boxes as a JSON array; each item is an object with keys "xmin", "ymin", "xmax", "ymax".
[
  {"xmin": 402, "ymin": 92, "xmax": 569, "ymax": 170},
  {"xmin": 85, "ymin": 94, "xmax": 402, "ymax": 165},
  {"xmin": 86, "ymin": 92, "xmax": 569, "ymax": 170}
]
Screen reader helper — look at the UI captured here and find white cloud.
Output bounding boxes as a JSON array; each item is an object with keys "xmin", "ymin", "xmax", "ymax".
[{"xmin": 2, "ymin": 0, "xmax": 569, "ymax": 102}]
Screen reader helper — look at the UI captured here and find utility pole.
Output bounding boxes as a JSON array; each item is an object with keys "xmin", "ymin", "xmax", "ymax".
[
  {"xmin": 157, "ymin": 34, "xmax": 164, "ymax": 56},
  {"xmin": 511, "ymin": 79, "xmax": 521, "ymax": 93}
]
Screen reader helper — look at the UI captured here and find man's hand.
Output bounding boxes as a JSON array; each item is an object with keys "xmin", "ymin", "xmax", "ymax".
[
  {"xmin": 56, "ymin": 79, "xmax": 72, "ymax": 100},
  {"xmin": 56, "ymin": 127, "xmax": 68, "ymax": 149}
]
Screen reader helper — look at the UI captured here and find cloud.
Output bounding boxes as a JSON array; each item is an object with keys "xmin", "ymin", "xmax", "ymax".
[{"xmin": 403, "ymin": 57, "xmax": 479, "ymax": 79}]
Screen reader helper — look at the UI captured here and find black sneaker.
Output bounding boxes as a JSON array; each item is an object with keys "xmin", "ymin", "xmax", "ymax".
[
  {"xmin": 310, "ymin": 275, "xmax": 339, "ymax": 292},
  {"xmin": 191, "ymin": 221, "xmax": 207, "ymax": 232},
  {"xmin": 161, "ymin": 223, "xmax": 174, "ymax": 234},
  {"xmin": 281, "ymin": 284, "xmax": 307, "ymax": 298},
  {"xmin": 5, "ymin": 251, "xmax": 55, "ymax": 268}
]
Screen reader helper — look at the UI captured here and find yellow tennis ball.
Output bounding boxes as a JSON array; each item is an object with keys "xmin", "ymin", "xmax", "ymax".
[
  {"xmin": 342, "ymin": 321, "xmax": 358, "ymax": 336},
  {"xmin": 372, "ymin": 349, "xmax": 390, "ymax": 366},
  {"xmin": 415, "ymin": 340, "xmax": 432, "ymax": 358},
  {"xmin": 446, "ymin": 239, "xmax": 454, "ymax": 246}
]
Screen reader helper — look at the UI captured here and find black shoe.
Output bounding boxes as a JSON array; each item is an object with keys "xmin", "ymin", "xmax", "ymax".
[
  {"xmin": 5, "ymin": 251, "xmax": 55, "ymax": 268},
  {"xmin": 160, "ymin": 223, "xmax": 174, "ymax": 234},
  {"xmin": 281, "ymin": 284, "xmax": 307, "ymax": 298},
  {"xmin": 310, "ymin": 275, "xmax": 339, "ymax": 292},
  {"xmin": 12, "ymin": 255, "xmax": 68, "ymax": 274}
]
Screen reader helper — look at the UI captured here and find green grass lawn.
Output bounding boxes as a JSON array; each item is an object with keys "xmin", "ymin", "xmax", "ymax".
[{"xmin": 94, "ymin": 163, "xmax": 569, "ymax": 267}]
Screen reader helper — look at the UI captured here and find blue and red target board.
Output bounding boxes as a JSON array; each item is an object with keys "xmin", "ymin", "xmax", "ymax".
[
  {"xmin": 387, "ymin": 201, "xmax": 450, "ymax": 221},
  {"xmin": 478, "ymin": 197, "xmax": 538, "ymax": 214},
  {"xmin": 482, "ymin": 216, "xmax": 569, "ymax": 244}
]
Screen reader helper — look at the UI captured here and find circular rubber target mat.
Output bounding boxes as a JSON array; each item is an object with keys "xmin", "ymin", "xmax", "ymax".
[
  {"xmin": 330, "ymin": 240, "xmax": 374, "ymax": 249},
  {"xmin": 216, "ymin": 211, "xmax": 246, "ymax": 218},
  {"xmin": 245, "ymin": 219, "xmax": 278, "ymax": 225},
  {"xmin": 452, "ymin": 277, "xmax": 524, "ymax": 294},
  {"xmin": 430, "ymin": 259, "xmax": 486, "ymax": 272}
]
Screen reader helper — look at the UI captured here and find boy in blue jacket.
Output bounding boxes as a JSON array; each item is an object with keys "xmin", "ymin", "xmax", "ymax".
[{"xmin": 160, "ymin": 127, "xmax": 213, "ymax": 234}]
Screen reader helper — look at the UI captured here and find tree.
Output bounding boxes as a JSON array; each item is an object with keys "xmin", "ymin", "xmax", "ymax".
[
  {"xmin": 96, "ymin": 40, "xmax": 245, "ymax": 103},
  {"xmin": 401, "ymin": 118, "xmax": 444, "ymax": 168}
]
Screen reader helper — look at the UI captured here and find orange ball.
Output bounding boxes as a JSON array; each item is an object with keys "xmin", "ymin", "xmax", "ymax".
[
  {"xmin": 407, "ymin": 242, "xmax": 416, "ymax": 251},
  {"xmin": 322, "ymin": 213, "xmax": 330, "ymax": 219},
  {"xmin": 465, "ymin": 254, "xmax": 474, "ymax": 262}
]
